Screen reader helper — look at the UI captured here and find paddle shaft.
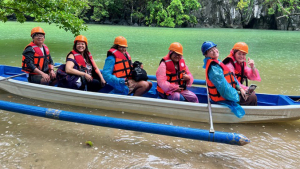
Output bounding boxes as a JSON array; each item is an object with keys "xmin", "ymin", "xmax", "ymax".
[
  {"xmin": 206, "ymin": 81, "xmax": 215, "ymax": 133},
  {"xmin": 0, "ymin": 72, "xmax": 27, "ymax": 81},
  {"xmin": 0, "ymin": 65, "xmax": 59, "ymax": 82}
]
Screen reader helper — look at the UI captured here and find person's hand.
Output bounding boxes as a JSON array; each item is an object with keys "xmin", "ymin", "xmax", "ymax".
[
  {"xmin": 101, "ymin": 79, "xmax": 106, "ymax": 87},
  {"xmin": 41, "ymin": 72, "xmax": 50, "ymax": 83},
  {"xmin": 49, "ymin": 70, "xmax": 56, "ymax": 80},
  {"xmin": 174, "ymin": 87, "xmax": 184, "ymax": 92},
  {"xmin": 124, "ymin": 79, "xmax": 129, "ymax": 86},
  {"xmin": 248, "ymin": 58, "xmax": 255, "ymax": 69},
  {"xmin": 240, "ymin": 88, "xmax": 248, "ymax": 101},
  {"xmin": 84, "ymin": 73, "xmax": 93, "ymax": 82},
  {"xmin": 181, "ymin": 73, "xmax": 190, "ymax": 81}
]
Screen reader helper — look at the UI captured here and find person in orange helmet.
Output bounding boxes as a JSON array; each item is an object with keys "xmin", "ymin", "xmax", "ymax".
[
  {"xmin": 223, "ymin": 42, "xmax": 261, "ymax": 106},
  {"xmin": 102, "ymin": 36, "xmax": 152, "ymax": 96},
  {"xmin": 60, "ymin": 35, "xmax": 106, "ymax": 91},
  {"xmin": 156, "ymin": 42, "xmax": 198, "ymax": 102},
  {"xmin": 22, "ymin": 27, "xmax": 56, "ymax": 85}
]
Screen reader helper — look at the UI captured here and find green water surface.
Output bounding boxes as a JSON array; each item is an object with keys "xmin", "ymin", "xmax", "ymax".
[{"xmin": 0, "ymin": 21, "xmax": 299, "ymax": 95}]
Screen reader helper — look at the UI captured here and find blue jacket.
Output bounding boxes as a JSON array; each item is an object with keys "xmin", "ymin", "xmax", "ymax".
[
  {"xmin": 204, "ymin": 57, "xmax": 245, "ymax": 118},
  {"xmin": 103, "ymin": 55, "xmax": 129, "ymax": 95}
]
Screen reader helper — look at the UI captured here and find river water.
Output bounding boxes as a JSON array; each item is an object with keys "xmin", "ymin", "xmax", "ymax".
[{"xmin": 0, "ymin": 22, "xmax": 300, "ymax": 168}]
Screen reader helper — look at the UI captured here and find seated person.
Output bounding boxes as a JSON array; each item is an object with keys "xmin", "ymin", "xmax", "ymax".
[
  {"xmin": 22, "ymin": 27, "xmax": 56, "ymax": 85},
  {"xmin": 131, "ymin": 61, "xmax": 148, "ymax": 82},
  {"xmin": 103, "ymin": 36, "xmax": 152, "ymax": 96},
  {"xmin": 156, "ymin": 42, "xmax": 198, "ymax": 103},
  {"xmin": 223, "ymin": 42, "xmax": 261, "ymax": 106},
  {"xmin": 57, "ymin": 35, "xmax": 105, "ymax": 91},
  {"xmin": 202, "ymin": 41, "xmax": 245, "ymax": 118}
]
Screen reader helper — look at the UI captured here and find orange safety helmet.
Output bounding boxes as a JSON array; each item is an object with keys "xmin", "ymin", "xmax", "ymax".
[
  {"xmin": 232, "ymin": 42, "xmax": 248, "ymax": 54},
  {"xmin": 74, "ymin": 35, "xmax": 88, "ymax": 45},
  {"xmin": 169, "ymin": 42, "xmax": 183, "ymax": 55},
  {"xmin": 31, "ymin": 27, "xmax": 45, "ymax": 37},
  {"xmin": 114, "ymin": 36, "xmax": 128, "ymax": 47}
]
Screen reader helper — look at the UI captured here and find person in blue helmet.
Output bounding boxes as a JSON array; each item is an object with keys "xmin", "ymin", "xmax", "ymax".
[{"xmin": 201, "ymin": 41, "xmax": 245, "ymax": 118}]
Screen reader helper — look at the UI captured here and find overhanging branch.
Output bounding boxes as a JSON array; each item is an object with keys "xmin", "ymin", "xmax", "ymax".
[
  {"xmin": 277, "ymin": 13, "xmax": 300, "ymax": 19},
  {"xmin": 277, "ymin": 0, "xmax": 291, "ymax": 15}
]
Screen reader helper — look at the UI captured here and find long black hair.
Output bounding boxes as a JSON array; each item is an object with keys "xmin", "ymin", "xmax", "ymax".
[
  {"xmin": 71, "ymin": 41, "xmax": 92, "ymax": 64},
  {"xmin": 111, "ymin": 44, "xmax": 119, "ymax": 49}
]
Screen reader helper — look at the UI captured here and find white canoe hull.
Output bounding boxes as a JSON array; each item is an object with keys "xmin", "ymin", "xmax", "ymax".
[{"xmin": 0, "ymin": 77, "xmax": 300, "ymax": 123}]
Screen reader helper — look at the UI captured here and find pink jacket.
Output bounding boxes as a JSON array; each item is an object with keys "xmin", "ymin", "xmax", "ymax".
[
  {"xmin": 225, "ymin": 62, "xmax": 261, "ymax": 90},
  {"xmin": 156, "ymin": 61, "xmax": 194, "ymax": 95}
]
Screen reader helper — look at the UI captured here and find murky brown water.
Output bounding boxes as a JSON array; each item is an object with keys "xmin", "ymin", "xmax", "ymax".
[{"xmin": 1, "ymin": 90, "xmax": 300, "ymax": 168}]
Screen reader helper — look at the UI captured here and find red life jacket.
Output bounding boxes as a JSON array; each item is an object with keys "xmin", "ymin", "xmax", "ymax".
[
  {"xmin": 107, "ymin": 48, "xmax": 132, "ymax": 79},
  {"xmin": 206, "ymin": 58, "xmax": 237, "ymax": 102},
  {"xmin": 22, "ymin": 42, "xmax": 51, "ymax": 74},
  {"xmin": 223, "ymin": 54, "xmax": 248, "ymax": 86},
  {"xmin": 71, "ymin": 50, "xmax": 100, "ymax": 74},
  {"xmin": 157, "ymin": 54, "xmax": 187, "ymax": 97}
]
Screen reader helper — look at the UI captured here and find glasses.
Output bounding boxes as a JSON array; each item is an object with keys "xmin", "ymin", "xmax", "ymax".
[
  {"xmin": 35, "ymin": 34, "xmax": 45, "ymax": 38},
  {"xmin": 173, "ymin": 54, "xmax": 181, "ymax": 57},
  {"xmin": 171, "ymin": 53, "xmax": 182, "ymax": 58},
  {"xmin": 118, "ymin": 46, "xmax": 128, "ymax": 49}
]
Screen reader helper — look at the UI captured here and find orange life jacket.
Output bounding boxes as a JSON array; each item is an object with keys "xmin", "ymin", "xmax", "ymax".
[
  {"xmin": 22, "ymin": 42, "xmax": 51, "ymax": 74},
  {"xmin": 107, "ymin": 48, "xmax": 132, "ymax": 79},
  {"xmin": 71, "ymin": 50, "xmax": 100, "ymax": 74},
  {"xmin": 157, "ymin": 54, "xmax": 187, "ymax": 97},
  {"xmin": 223, "ymin": 54, "xmax": 248, "ymax": 86},
  {"xmin": 206, "ymin": 58, "xmax": 237, "ymax": 102}
]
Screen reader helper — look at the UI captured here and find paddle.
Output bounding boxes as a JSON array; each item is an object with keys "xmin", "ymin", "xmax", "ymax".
[
  {"xmin": 0, "ymin": 65, "xmax": 60, "ymax": 82},
  {"xmin": 0, "ymin": 72, "xmax": 27, "ymax": 81},
  {"xmin": 206, "ymin": 81, "xmax": 215, "ymax": 133}
]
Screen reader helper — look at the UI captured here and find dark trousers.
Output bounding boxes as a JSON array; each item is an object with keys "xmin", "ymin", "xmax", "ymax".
[
  {"xmin": 28, "ymin": 74, "xmax": 56, "ymax": 85},
  {"xmin": 81, "ymin": 76, "xmax": 102, "ymax": 92}
]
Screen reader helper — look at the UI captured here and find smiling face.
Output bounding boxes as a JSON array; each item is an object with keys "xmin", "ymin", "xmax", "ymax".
[
  {"xmin": 234, "ymin": 50, "xmax": 247, "ymax": 64},
  {"xmin": 170, "ymin": 52, "xmax": 182, "ymax": 63},
  {"xmin": 32, "ymin": 33, "xmax": 45, "ymax": 46},
  {"xmin": 76, "ymin": 41, "xmax": 86, "ymax": 53},
  {"xmin": 205, "ymin": 47, "xmax": 219, "ymax": 59}
]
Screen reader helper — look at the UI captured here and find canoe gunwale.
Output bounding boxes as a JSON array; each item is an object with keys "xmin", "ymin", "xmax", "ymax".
[
  {"xmin": 1, "ymin": 75, "xmax": 300, "ymax": 123},
  {"xmin": 2, "ymin": 76, "xmax": 300, "ymax": 110}
]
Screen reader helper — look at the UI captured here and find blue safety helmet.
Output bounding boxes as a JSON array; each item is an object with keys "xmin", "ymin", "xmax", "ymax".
[{"xmin": 201, "ymin": 41, "xmax": 217, "ymax": 55}]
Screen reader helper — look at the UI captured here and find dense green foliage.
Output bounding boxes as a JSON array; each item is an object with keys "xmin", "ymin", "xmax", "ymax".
[
  {"xmin": 265, "ymin": 0, "xmax": 300, "ymax": 19},
  {"xmin": 1, "ymin": 0, "xmax": 299, "ymax": 35},
  {"xmin": 237, "ymin": 0, "xmax": 300, "ymax": 19},
  {"xmin": 0, "ymin": 0, "xmax": 201, "ymax": 34},
  {"xmin": 0, "ymin": 0, "xmax": 88, "ymax": 35},
  {"xmin": 236, "ymin": 0, "xmax": 252, "ymax": 26},
  {"xmin": 145, "ymin": 0, "xmax": 200, "ymax": 27},
  {"xmin": 82, "ymin": 0, "xmax": 201, "ymax": 28}
]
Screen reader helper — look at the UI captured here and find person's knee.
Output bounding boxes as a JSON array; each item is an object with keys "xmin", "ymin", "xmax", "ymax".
[
  {"xmin": 147, "ymin": 81, "xmax": 153, "ymax": 88},
  {"xmin": 87, "ymin": 79, "xmax": 101, "ymax": 92},
  {"xmin": 179, "ymin": 94, "xmax": 186, "ymax": 101},
  {"xmin": 168, "ymin": 92, "xmax": 181, "ymax": 100},
  {"xmin": 41, "ymin": 78, "xmax": 49, "ymax": 85},
  {"xmin": 250, "ymin": 93, "xmax": 258, "ymax": 105},
  {"xmin": 138, "ymin": 81, "xmax": 149, "ymax": 89},
  {"xmin": 240, "ymin": 92, "xmax": 257, "ymax": 106}
]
